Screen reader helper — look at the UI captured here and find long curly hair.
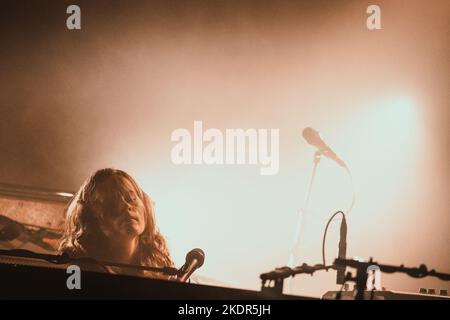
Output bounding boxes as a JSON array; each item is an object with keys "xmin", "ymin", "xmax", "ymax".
[{"xmin": 58, "ymin": 168, "xmax": 174, "ymax": 272}]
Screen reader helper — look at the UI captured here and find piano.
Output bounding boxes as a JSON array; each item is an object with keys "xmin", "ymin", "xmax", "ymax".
[{"xmin": 0, "ymin": 254, "xmax": 314, "ymax": 300}]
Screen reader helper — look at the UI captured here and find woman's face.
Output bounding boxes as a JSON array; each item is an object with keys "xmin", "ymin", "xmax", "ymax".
[{"xmin": 89, "ymin": 176, "xmax": 147, "ymax": 239}]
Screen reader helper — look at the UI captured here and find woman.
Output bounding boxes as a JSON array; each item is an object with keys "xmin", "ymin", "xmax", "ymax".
[{"xmin": 58, "ymin": 168, "xmax": 175, "ymax": 279}]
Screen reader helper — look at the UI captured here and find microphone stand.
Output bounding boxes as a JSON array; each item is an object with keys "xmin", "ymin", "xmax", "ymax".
[
  {"xmin": 260, "ymin": 263, "xmax": 335, "ymax": 296},
  {"xmin": 287, "ymin": 150, "xmax": 322, "ymax": 294}
]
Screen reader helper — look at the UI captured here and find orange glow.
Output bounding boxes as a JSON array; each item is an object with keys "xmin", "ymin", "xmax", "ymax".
[{"xmin": 0, "ymin": 0, "xmax": 448, "ymax": 298}]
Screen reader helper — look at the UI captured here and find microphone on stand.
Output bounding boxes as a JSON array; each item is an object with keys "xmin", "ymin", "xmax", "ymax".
[
  {"xmin": 177, "ymin": 248, "xmax": 205, "ymax": 283},
  {"xmin": 302, "ymin": 127, "xmax": 347, "ymax": 169},
  {"xmin": 302, "ymin": 127, "xmax": 351, "ymax": 283}
]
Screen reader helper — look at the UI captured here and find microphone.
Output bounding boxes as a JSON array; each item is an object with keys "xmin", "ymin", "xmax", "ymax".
[
  {"xmin": 302, "ymin": 127, "xmax": 347, "ymax": 168},
  {"xmin": 177, "ymin": 248, "xmax": 205, "ymax": 283},
  {"xmin": 336, "ymin": 217, "xmax": 347, "ymax": 284}
]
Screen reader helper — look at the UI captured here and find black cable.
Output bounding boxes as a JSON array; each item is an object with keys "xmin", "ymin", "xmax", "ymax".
[
  {"xmin": 321, "ymin": 210, "xmax": 346, "ymax": 266},
  {"xmin": 335, "ymin": 281, "xmax": 347, "ymax": 300}
]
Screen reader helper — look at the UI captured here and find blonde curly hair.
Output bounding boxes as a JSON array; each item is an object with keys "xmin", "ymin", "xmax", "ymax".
[{"xmin": 58, "ymin": 168, "xmax": 174, "ymax": 275}]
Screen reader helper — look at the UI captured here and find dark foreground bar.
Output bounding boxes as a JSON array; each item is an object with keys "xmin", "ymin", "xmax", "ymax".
[{"xmin": 0, "ymin": 256, "xmax": 313, "ymax": 300}]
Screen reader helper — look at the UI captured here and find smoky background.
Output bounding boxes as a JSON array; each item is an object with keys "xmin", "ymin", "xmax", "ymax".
[{"xmin": 0, "ymin": 0, "xmax": 448, "ymax": 297}]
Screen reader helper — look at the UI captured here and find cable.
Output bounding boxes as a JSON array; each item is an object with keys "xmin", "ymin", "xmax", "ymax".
[
  {"xmin": 320, "ymin": 167, "xmax": 354, "ymax": 266},
  {"xmin": 335, "ymin": 280, "xmax": 347, "ymax": 300},
  {"xmin": 321, "ymin": 210, "xmax": 346, "ymax": 266}
]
